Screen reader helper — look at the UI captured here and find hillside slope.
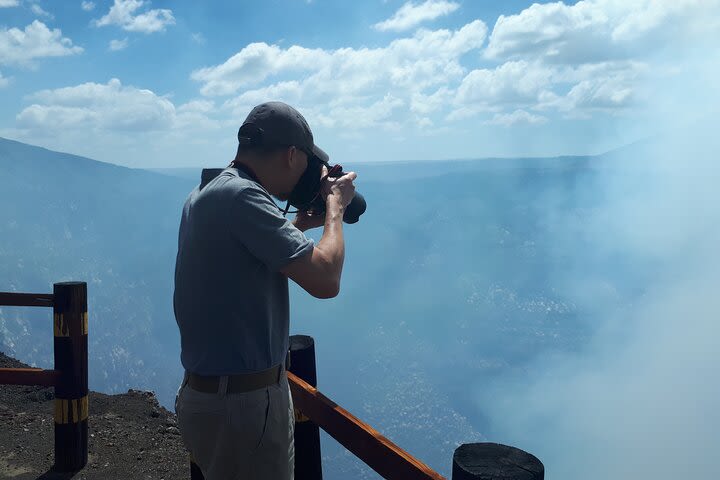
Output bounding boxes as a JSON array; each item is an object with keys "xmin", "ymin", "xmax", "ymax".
[
  {"xmin": 0, "ymin": 136, "xmax": 196, "ymax": 407},
  {"xmin": 0, "ymin": 351, "xmax": 187, "ymax": 480}
]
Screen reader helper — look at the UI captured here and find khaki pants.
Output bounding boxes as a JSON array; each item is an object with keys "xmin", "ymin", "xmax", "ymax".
[{"xmin": 175, "ymin": 370, "xmax": 295, "ymax": 480}]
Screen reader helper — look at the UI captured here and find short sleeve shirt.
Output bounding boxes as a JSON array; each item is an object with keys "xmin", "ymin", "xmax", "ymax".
[{"xmin": 173, "ymin": 166, "xmax": 314, "ymax": 375}]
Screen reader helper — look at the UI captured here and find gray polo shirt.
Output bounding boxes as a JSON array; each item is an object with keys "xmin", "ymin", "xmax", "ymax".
[{"xmin": 173, "ymin": 166, "xmax": 314, "ymax": 375}]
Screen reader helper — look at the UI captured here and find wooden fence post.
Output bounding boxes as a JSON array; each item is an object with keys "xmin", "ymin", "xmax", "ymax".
[
  {"xmin": 190, "ymin": 455, "xmax": 204, "ymax": 480},
  {"xmin": 52, "ymin": 282, "xmax": 89, "ymax": 472},
  {"xmin": 452, "ymin": 443, "xmax": 543, "ymax": 480},
  {"xmin": 289, "ymin": 334, "xmax": 323, "ymax": 479}
]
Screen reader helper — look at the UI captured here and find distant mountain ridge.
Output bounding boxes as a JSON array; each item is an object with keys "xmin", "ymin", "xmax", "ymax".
[
  {"xmin": 145, "ymin": 153, "xmax": 597, "ymax": 183},
  {"xmin": 0, "ymin": 136, "xmax": 120, "ymax": 167},
  {"xmin": 0, "ymin": 134, "xmax": 651, "ymax": 186}
]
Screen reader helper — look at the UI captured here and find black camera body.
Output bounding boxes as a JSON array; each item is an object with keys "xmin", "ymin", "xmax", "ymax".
[
  {"xmin": 289, "ymin": 160, "xmax": 366, "ymax": 224},
  {"xmin": 200, "ymin": 159, "xmax": 366, "ymax": 224}
]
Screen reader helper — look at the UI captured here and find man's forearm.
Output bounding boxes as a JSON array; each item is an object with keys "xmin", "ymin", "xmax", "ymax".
[{"xmin": 316, "ymin": 196, "xmax": 345, "ymax": 287}]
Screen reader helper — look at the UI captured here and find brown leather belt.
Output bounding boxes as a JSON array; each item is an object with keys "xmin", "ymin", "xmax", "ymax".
[{"xmin": 186, "ymin": 364, "xmax": 283, "ymax": 394}]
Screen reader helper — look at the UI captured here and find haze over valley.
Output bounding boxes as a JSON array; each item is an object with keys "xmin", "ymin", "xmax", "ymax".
[{"xmin": 2, "ymin": 132, "xmax": 717, "ymax": 478}]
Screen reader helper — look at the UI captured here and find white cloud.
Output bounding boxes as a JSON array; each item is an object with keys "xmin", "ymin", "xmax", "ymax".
[
  {"xmin": 373, "ymin": 0, "xmax": 460, "ymax": 32},
  {"xmin": 15, "ymin": 78, "xmax": 223, "ymax": 139},
  {"xmin": 95, "ymin": 0, "xmax": 175, "ymax": 34},
  {"xmin": 456, "ymin": 60, "xmax": 554, "ymax": 107},
  {"xmin": 485, "ymin": 109, "xmax": 548, "ymax": 127},
  {"xmin": 30, "ymin": 3, "xmax": 53, "ymax": 19},
  {"xmin": 192, "ymin": 6, "xmax": 702, "ymax": 134},
  {"xmin": 81, "ymin": 1, "xmax": 95, "ymax": 11},
  {"xmin": 0, "ymin": 21, "xmax": 83, "ymax": 67},
  {"xmin": 316, "ymin": 94, "xmax": 405, "ymax": 129},
  {"xmin": 173, "ymin": 99, "xmax": 222, "ymax": 130},
  {"xmin": 552, "ymin": 77, "xmax": 634, "ymax": 114},
  {"xmin": 18, "ymin": 78, "xmax": 176, "ymax": 132},
  {"xmin": 195, "ymin": 21, "xmax": 488, "ymax": 131},
  {"xmin": 0, "ymin": 71, "xmax": 8, "ymax": 88},
  {"xmin": 221, "ymin": 80, "xmax": 304, "ymax": 113},
  {"xmin": 0, "ymin": 0, "xmax": 19, "ymax": 7},
  {"xmin": 177, "ymin": 99, "xmax": 214, "ymax": 114},
  {"xmin": 410, "ymin": 87, "xmax": 453, "ymax": 115},
  {"xmin": 109, "ymin": 38, "xmax": 128, "ymax": 51},
  {"xmin": 195, "ymin": 21, "xmax": 488, "ymax": 98},
  {"xmin": 536, "ymin": 61, "xmax": 650, "ymax": 116},
  {"xmin": 440, "ymin": 22, "xmax": 668, "ymax": 124},
  {"xmin": 7, "ymin": 78, "xmax": 226, "ymax": 167},
  {"xmin": 191, "ymin": 32, "xmax": 206, "ymax": 45},
  {"xmin": 485, "ymin": 0, "xmax": 720, "ymax": 63},
  {"xmin": 204, "ymin": 20, "xmax": 487, "ymax": 128},
  {"xmin": 191, "ymin": 43, "xmax": 329, "ymax": 96}
]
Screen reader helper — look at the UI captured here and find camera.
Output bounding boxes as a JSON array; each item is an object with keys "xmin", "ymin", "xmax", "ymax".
[
  {"xmin": 200, "ymin": 159, "xmax": 366, "ymax": 224},
  {"xmin": 289, "ymin": 160, "xmax": 366, "ymax": 224}
]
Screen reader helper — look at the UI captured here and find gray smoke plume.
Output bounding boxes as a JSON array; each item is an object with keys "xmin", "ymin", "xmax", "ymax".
[{"xmin": 478, "ymin": 40, "xmax": 720, "ymax": 480}]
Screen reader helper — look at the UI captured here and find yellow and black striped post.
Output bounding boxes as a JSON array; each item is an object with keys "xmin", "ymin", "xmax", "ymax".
[
  {"xmin": 53, "ymin": 281, "xmax": 88, "ymax": 472},
  {"xmin": 289, "ymin": 334, "xmax": 323, "ymax": 479}
]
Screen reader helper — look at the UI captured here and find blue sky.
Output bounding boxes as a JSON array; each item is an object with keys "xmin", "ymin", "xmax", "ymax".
[{"xmin": 0, "ymin": 0, "xmax": 717, "ymax": 167}]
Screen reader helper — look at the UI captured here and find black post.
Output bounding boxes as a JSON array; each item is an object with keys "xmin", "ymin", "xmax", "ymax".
[
  {"xmin": 289, "ymin": 335, "xmax": 323, "ymax": 480},
  {"xmin": 452, "ymin": 443, "xmax": 544, "ymax": 480},
  {"xmin": 190, "ymin": 455, "xmax": 204, "ymax": 480},
  {"xmin": 53, "ymin": 282, "xmax": 89, "ymax": 472}
]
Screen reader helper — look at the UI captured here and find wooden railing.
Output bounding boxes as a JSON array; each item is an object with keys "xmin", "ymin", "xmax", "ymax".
[
  {"xmin": 0, "ymin": 283, "xmax": 543, "ymax": 478},
  {"xmin": 189, "ymin": 334, "xmax": 544, "ymax": 480},
  {"xmin": 288, "ymin": 371, "xmax": 444, "ymax": 480},
  {"xmin": 0, "ymin": 282, "xmax": 89, "ymax": 473},
  {"xmin": 285, "ymin": 336, "xmax": 543, "ymax": 480}
]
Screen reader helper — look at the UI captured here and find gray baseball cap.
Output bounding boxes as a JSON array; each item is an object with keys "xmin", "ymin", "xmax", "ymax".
[{"xmin": 237, "ymin": 101, "xmax": 329, "ymax": 163}]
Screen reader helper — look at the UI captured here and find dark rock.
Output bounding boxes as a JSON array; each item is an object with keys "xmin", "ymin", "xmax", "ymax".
[{"xmin": 0, "ymin": 350, "xmax": 189, "ymax": 479}]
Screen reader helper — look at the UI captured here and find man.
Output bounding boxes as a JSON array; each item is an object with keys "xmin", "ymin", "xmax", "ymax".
[{"xmin": 173, "ymin": 101, "xmax": 357, "ymax": 479}]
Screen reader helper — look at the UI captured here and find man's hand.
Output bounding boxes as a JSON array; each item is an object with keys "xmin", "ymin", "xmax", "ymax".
[
  {"xmin": 293, "ymin": 209, "xmax": 325, "ymax": 232},
  {"xmin": 321, "ymin": 165, "xmax": 357, "ymax": 210},
  {"xmin": 292, "ymin": 165, "xmax": 356, "ymax": 231}
]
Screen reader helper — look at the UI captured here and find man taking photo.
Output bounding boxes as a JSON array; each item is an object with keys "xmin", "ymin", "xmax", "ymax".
[{"xmin": 173, "ymin": 101, "xmax": 357, "ymax": 479}]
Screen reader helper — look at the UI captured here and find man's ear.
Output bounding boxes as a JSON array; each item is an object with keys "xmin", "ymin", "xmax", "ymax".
[{"xmin": 285, "ymin": 146, "xmax": 298, "ymax": 169}]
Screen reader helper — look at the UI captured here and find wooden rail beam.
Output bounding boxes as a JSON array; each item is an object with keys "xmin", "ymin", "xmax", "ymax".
[
  {"xmin": 0, "ymin": 368, "xmax": 61, "ymax": 387},
  {"xmin": 288, "ymin": 371, "xmax": 446, "ymax": 480},
  {"xmin": 0, "ymin": 292, "xmax": 54, "ymax": 307}
]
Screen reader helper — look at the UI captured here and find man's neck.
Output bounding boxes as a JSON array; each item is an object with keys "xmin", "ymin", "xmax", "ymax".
[{"xmin": 232, "ymin": 158, "xmax": 265, "ymax": 187}]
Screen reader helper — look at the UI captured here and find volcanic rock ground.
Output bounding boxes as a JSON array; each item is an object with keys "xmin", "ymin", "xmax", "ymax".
[{"xmin": 0, "ymin": 352, "xmax": 188, "ymax": 479}]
